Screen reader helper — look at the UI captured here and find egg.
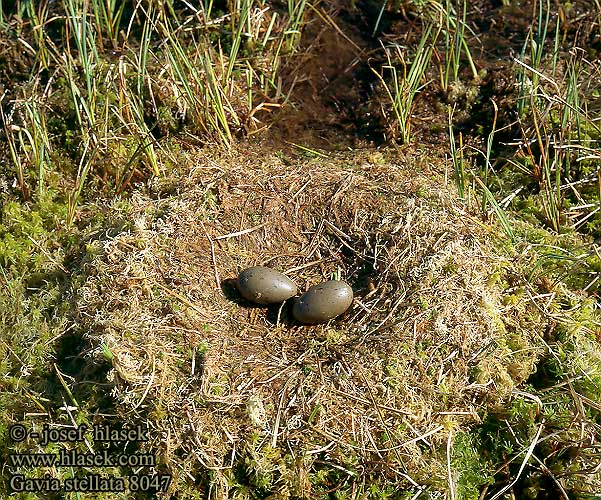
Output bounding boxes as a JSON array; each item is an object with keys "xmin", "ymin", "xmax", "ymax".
[
  {"xmin": 293, "ymin": 280, "xmax": 353, "ymax": 324},
  {"xmin": 236, "ymin": 266, "xmax": 298, "ymax": 304}
]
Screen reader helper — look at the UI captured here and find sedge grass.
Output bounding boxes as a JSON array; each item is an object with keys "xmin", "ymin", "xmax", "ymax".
[
  {"xmin": 112, "ymin": 58, "xmax": 161, "ymax": 179},
  {"xmin": 24, "ymin": 0, "xmax": 50, "ymax": 69},
  {"xmin": 1, "ymin": 103, "xmax": 28, "ymax": 199},
  {"xmin": 225, "ymin": 0, "xmax": 252, "ymax": 83},
  {"xmin": 0, "ymin": 1, "xmax": 600, "ymax": 497},
  {"xmin": 22, "ymin": 98, "xmax": 51, "ymax": 197},
  {"xmin": 91, "ymin": 0, "xmax": 125, "ymax": 49},
  {"xmin": 442, "ymin": 0, "xmax": 476, "ymax": 90},
  {"xmin": 285, "ymin": 0, "xmax": 307, "ymax": 52},
  {"xmin": 516, "ymin": 0, "xmax": 552, "ymax": 115},
  {"xmin": 0, "ymin": 94, "xmax": 51, "ymax": 199},
  {"xmin": 373, "ymin": 23, "xmax": 435, "ymax": 143},
  {"xmin": 448, "ymin": 106, "xmax": 466, "ymax": 201},
  {"xmin": 64, "ymin": 0, "xmax": 100, "ymax": 123},
  {"xmin": 448, "ymin": 105, "xmax": 515, "ymax": 241},
  {"xmin": 512, "ymin": 44, "xmax": 600, "ymax": 234},
  {"xmin": 0, "ymin": 0, "xmax": 306, "ymax": 200}
]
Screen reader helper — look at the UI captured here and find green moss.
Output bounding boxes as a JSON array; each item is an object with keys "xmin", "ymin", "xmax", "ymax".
[{"xmin": 451, "ymin": 432, "xmax": 494, "ymax": 499}]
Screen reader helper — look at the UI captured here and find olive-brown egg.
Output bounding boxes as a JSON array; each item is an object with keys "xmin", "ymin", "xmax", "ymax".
[
  {"xmin": 292, "ymin": 280, "xmax": 353, "ymax": 324},
  {"xmin": 236, "ymin": 266, "xmax": 298, "ymax": 304}
]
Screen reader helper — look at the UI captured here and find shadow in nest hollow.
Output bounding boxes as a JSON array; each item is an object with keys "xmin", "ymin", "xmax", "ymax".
[{"xmin": 221, "ymin": 277, "xmax": 298, "ymax": 327}]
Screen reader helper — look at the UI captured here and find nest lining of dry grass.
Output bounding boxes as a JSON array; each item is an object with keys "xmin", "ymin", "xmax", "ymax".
[{"xmin": 76, "ymin": 143, "xmax": 545, "ymax": 494}]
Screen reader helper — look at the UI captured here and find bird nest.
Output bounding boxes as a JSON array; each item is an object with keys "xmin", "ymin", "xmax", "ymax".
[{"xmin": 76, "ymin": 143, "xmax": 544, "ymax": 497}]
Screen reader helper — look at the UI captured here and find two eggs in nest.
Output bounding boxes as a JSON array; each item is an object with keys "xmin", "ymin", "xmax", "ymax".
[{"xmin": 236, "ymin": 266, "xmax": 353, "ymax": 324}]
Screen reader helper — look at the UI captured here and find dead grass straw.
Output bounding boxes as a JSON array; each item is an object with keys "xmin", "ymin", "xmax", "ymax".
[{"xmin": 77, "ymin": 143, "xmax": 548, "ymax": 496}]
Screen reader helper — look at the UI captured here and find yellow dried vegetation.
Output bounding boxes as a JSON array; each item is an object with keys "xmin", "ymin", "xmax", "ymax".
[{"xmin": 76, "ymin": 142, "xmax": 551, "ymax": 496}]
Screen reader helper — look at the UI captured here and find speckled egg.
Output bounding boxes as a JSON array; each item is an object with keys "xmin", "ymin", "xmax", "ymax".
[
  {"xmin": 236, "ymin": 266, "xmax": 298, "ymax": 304},
  {"xmin": 292, "ymin": 280, "xmax": 353, "ymax": 324}
]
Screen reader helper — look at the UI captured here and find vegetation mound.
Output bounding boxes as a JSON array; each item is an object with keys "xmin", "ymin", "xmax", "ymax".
[
  {"xmin": 75, "ymin": 145, "xmax": 548, "ymax": 497},
  {"xmin": 1, "ymin": 0, "xmax": 600, "ymax": 498}
]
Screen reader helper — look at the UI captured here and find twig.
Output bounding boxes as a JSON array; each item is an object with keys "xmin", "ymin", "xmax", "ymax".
[
  {"xmin": 284, "ymin": 257, "xmax": 334, "ymax": 274},
  {"xmin": 288, "ymin": 177, "xmax": 312, "ymax": 202},
  {"xmin": 488, "ymin": 422, "xmax": 544, "ymax": 500},
  {"xmin": 215, "ymin": 222, "xmax": 267, "ymax": 240},
  {"xmin": 332, "ymin": 389, "xmax": 413, "ymax": 416},
  {"xmin": 54, "ymin": 363, "xmax": 79, "ymax": 407},
  {"xmin": 447, "ymin": 430, "xmax": 456, "ymax": 500},
  {"xmin": 199, "ymin": 220, "xmax": 220, "ymax": 290},
  {"xmin": 131, "ymin": 355, "xmax": 156, "ymax": 411},
  {"xmin": 531, "ymin": 454, "xmax": 570, "ymax": 500},
  {"xmin": 60, "ymin": 394, "xmax": 94, "ymax": 453},
  {"xmin": 272, "ymin": 375, "xmax": 295, "ymax": 448},
  {"xmin": 513, "ymin": 58, "xmax": 561, "ymax": 93},
  {"xmin": 27, "ymin": 236, "xmax": 69, "ymax": 273},
  {"xmin": 306, "ymin": 441, "xmax": 335, "ymax": 455}
]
